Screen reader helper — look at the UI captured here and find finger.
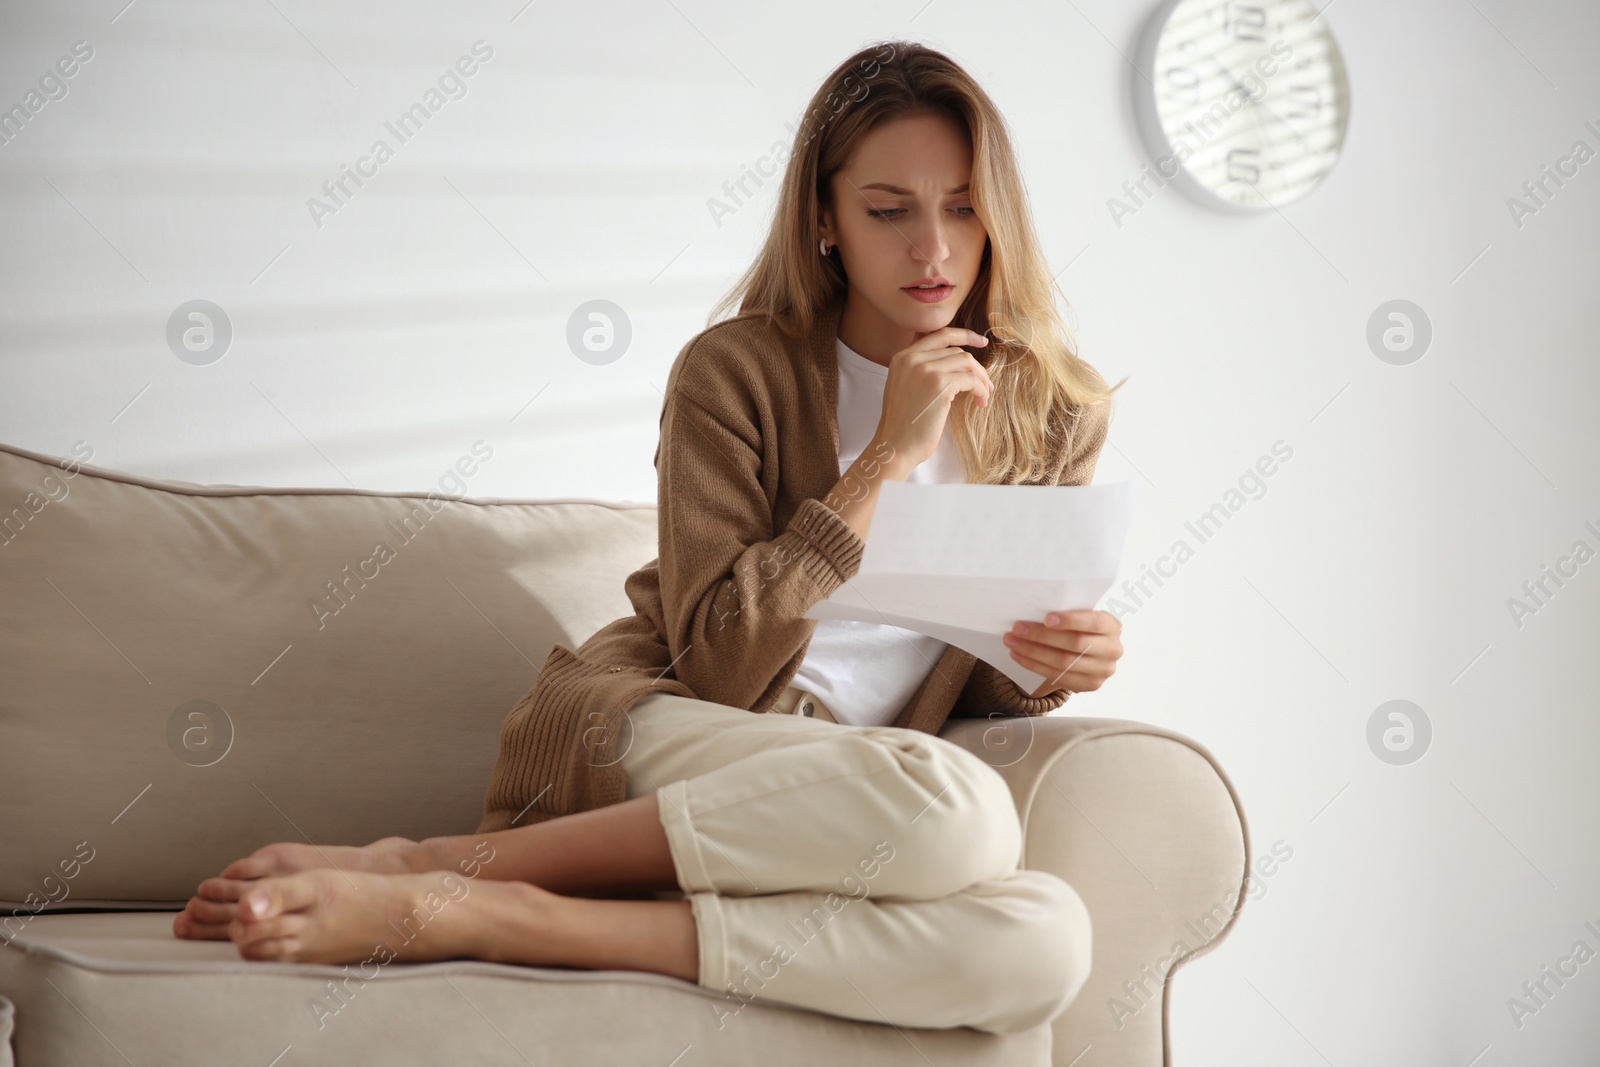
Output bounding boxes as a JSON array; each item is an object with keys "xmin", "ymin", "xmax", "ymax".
[
  {"xmin": 199, "ymin": 877, "xmax": 251, "ymax": 902},
  {"xmin": 1044, "ymin": 610, "xmax": 1111, "ymax": 632},
  {"xmin": 230, "ymin": 913, "xmax": 311, "ymax": 946},
  {"xmin": 220, "ymin": 855, "xmax": 276, "ymax": 880},
  {"xmin": 239, "ymin": 876, "xmax": 319, "ymax": 923},
  {"xmin": 237, "ymin": 936, "xmax": 299, "ymax": 961},
  {"xmin": 184, "ymin": 894, "xmax": 241, "ymax": 923}
]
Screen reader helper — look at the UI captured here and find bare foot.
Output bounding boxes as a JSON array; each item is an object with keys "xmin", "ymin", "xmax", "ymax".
[
  {"xmin": 172, "ymin": 837, "xmax": 418, "ymax": 942},
  {"xmin": 222, "ymin": 867, "xmax": 498, "ymax": 964}
]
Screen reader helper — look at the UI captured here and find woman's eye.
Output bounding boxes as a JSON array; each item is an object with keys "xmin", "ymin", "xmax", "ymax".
[
  {"xmin": 953, "ymin": 206, "xmax": 976, "ymax": 218},
  {"xmin": 867, "ymin": 208, "xmax": 900, "ymax": 220}
]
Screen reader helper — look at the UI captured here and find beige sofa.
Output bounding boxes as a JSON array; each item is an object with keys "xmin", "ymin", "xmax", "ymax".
[{"xmin": 0, "ymin": 440, "xmax": 1250, "ymax": 1066}]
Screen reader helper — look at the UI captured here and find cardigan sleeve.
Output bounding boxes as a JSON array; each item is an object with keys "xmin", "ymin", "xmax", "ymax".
[
  {"xmin": 950, "ymin": 396, "xmax": 1114, "ymax": 719},
  {"xmin": 653, "ymin": 340, "xmax": 864, "ymax": 711}
]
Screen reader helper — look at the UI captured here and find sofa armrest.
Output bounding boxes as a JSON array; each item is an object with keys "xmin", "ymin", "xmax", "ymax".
[{"xmin": 938, "ymin": 714, "xmax": 1250, "ymax": 1067}]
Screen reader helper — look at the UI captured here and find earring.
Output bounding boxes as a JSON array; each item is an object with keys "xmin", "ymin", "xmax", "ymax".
[{"xmin": 819, "ymin": 238, "xmax": 830, "ymax": 256}]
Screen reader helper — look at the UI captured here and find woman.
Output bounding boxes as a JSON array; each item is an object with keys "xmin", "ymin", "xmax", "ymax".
[{"xmin": 173, "ymin": 39, "xmax": 1127, "ymax": 1036}]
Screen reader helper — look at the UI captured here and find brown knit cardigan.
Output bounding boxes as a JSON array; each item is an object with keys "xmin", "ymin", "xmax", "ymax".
[{"xmin": 477, "ymin": 300, "xmax": 1111, "ymax": 832}]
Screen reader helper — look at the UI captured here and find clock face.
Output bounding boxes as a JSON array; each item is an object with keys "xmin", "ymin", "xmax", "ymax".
[{"xmin": 1132, "ymin": 0, "xmax": 1350, "ymax": 211}]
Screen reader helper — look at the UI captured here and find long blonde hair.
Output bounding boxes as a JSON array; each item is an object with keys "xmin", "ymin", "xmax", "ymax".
[{"xmin": 709, "ymin": 39, "xmax": 1126, "ymax": 485}]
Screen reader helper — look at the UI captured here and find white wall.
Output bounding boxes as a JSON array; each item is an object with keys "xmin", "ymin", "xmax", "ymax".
[{"xmin": 3, "ymin": 0, "xmax": 1597, "ymax": 1061}]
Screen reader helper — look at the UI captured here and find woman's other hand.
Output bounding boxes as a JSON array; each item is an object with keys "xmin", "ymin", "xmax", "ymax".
[{"xmin": 1002, "ymin": 609, "xmax": 1124, "ymax": 700}]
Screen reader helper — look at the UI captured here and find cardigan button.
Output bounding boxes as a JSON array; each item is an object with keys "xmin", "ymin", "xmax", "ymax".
[
  {"xmin": 799, "ymin": 700, "xmax": 815, "ymax": 717},
  {"xmin": 608, "ymin": 666, "xmax": 622, "ymax": 673}
]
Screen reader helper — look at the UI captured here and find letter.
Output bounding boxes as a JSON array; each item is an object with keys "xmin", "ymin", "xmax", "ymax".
[
  {"xmin": 471, "ymin": 439, "xmax": 493, "ymax": 461},
  {"xmin": 1521, "ymin": 578, "xmax": 1545, "ymax": 606},
  {"xmin": 1154, "ymin": 553, "xmax": 1179, "ymax": 579},
  {"xmin": 40, "ymin": 474, "xmax": 69, "ymax": 503},
  {"xmin": 1120, "ymin": 179, "xmax": 1146, "ymax": 206},
  {"xmin": 437, "ymin": 470, "xmax": 467, "ymax": 498},
  {"xmin": 1254, "ymin": 55, "xmax": 1278, "ymax": 78},
  {"xmin": 1520, "ymin": 180, "xmax": 1544, "ymax": 206},
  {"xmin": 1573, "ymin": 140, "xmax": 1595, "ymax": 165},
  {"xmin": 371, "ymin": 942, "xmax": 397, "ymax": 964},
  {"xmin": 1104, "ymin": 596, "xmax": 1139, "ymax": 620},
  {"xmin": 421, "ymin": 890, "xmax": 446, "ymax": 914},
  {"xmin": 455, "ymin": 454, "xmax": 478, "ymax": 477},
  {"xmin": 838, "ymin": 874, "xmax": 868, "ymax": 900},
  {"xmin": 1107, "ymin": 196, "xmax": 1139, "ymax": 229},
  {"xmin": 439, "ymin": 71, "xmax": 466, "ymax": 100},
  {"xmin": 1555, "ymin": 953, "xmax": 1579, "ymax": 979},
  {"xmin": 1221, "ymin": 487, "xmax": 1247, "ymax": 511},
  {"xmin": 1107, "ymin": 996, "xmax": 1140, "ymax": 1030},
  {"xmin": 308, "ymin": 196, "xmax": 338, "ymax": 229},
  {"xmin": 822, "ymin": 892, "xmax": 848, "ymax": 913},
  {"xmin": 1191, "ymin": 501, "xmax": 1232, "ymax": 540},
  {"xmin": 39, "ymin": 73, "xmax": 68, "ymax": 102},
  {"xmin": 23, "ymin": 89, "xmax": 45, "ymax": 113},
  {"xmin": 356, "ymin": 553, "xmax": 381, "ymax": 581},
  {"xmin": 396, "ymin": 103, "xmax": 430, "ymax": 137},
  {"xmin": 1255, "ymin": 454, "xmax": 1278, "ymax": 477},
  {"xmin": 1270, "ymin": 439, "xmax": 1293, "ymax": 462},
  {"xmin": 22, "ymin": 491, "xmax": 45, "ymax": 515},
  {"xmin": 421, "ymin": 87, "xmax": 446, "ymax": 112},
  {"xmin": 1573, "ymin": 539, "xmax": 1595, "ymax": 564},
  {"xmin": 390, "ymin": 502, "xmax": 433, "ymax": 542},
  {"xmin": 41, "ymin": 875, "xmax": 68, "ymax": 902},
  {"xmin": 1574, "ymin": 940, "xmax": 1595, "ymax": 964},
  {"xmin": 1555, "ymin": 153, "xmax": 1580, "ymax": 179},
  {"xmin": 473, "ymin": 838, "xmax": 496, "ymax": 861},
  {"xmin": 753, "ymin": 152, "xmax": 779, "ymax": 179},
  {"xmin": 340, "ymin": 162, "xmax": 365, "ymax": 189},
  {"xmin": 471, "ymin": 40, "xmax": 493, "ymax": 61},
  {"xmin": 1223, "ymin": 87, "xmax": 1249, "ymax": 111},
  {"xmin": 872, "ymin": 839, "xmax": 894, "ymax": 862},
  {"xmin": 422, "ymin": 490, "xmax": 449, "ymax": 513},
  {"xmin": 1256, "ymin": 854, "xmax": 1278, "ymax": 878},
  {"xmin": 355, "ymin": 955, "xmax": 382, "ymax": 980},
  {"xmin": 55, "ymin": 55, "xmax": 80, "ymax": 79},
  {"xmin": 441, "ymin": 873, "xmax": 468, "ymax": 902},
  {"xmin": 58, "ymin": 854, "xmax": 81, "ymax": 879},
  {"xmin": 708, "ymin": 999, "xmax": 740, "ymax": 1029},
  {"xmin": 855, "ymin": 855, "xmax": 881, "ymax": 879},
  {"xmin": 1507, "ymin": 995, "xmax": 1538, "ymax": 1029},
  {"xmin": 1139, "ymin": 561, "xmax": 1166, "ymax": 588},
  {"xmin": 1507, "ymin": 597, "xmax": 1539, "ymax": 629},
  {"xmin": 1157, "ymin": 151, "xmax": 1183, "ymax": 179},
  {"xmin": 0, "ymin": 103, "xmax": 30, "ymax": 140},
  {"xmin": 354, "ymin": 153, "xmax": 378, "ymax": 179},
  {"xmin": 337, "ymin": 563, "xmax": 368, "ymax": 599},
  {"xmin": 1238, "ymin": 470, "xmax": 1267, "ymax": 500},
  {"xmin": 1521, "ymin": 979, "xmax": 1544, "ymax": 1006},
  {"xmin": 455, "ymin": 55, "xmax": 478, "ymax": 77},
  {"xmin": 72, "ymin": 439, "xmax": 94, "ymax": 462},
  {"xmin": 72, "ymin": 40, "xmax": 94, "ymax": 61},
  {"xmin": 1271, "ymin": 839, "xmax": 1292, "ymax": 862},
  {"xmin": 1269, "ymin": 38, "xmax": 1291, "ymax": 60},
  {"xmin": 73, "ymin": 840, "xmax": 95, "ymax": 862},
  {"xmin": 310, "ymin": 597, "xmax": 339, "ymax": 630},
  {"xmin": 334, "ymin": 169, "xmax": 358, "ymax": 198},
  {"xmin": 1507, "ymin": 197, "xmax": 1538, "ymax": 229},
  {"xmin": 707, "ymin": 194, "xmax": 738, "ymax": 229},
  {"xmin": 1536, "ymin": 964, "xmax": 1565, "ymax": 995},
  {"xmin": 1236, "ymin": 70, "xmax": 1266, "ymax": 102},
  {"xmin": 372, "ymin": 541, "xmax": 397, "ymax": 565},
  {"xmin": 309, "ymin": 996, "xmax": 340, "ymax": 1030}
]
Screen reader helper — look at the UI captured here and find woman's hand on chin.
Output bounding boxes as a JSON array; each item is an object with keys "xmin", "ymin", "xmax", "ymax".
[{"xmin": 1002, "ymin": 609, "xmax": 1124, "ymax": 700}]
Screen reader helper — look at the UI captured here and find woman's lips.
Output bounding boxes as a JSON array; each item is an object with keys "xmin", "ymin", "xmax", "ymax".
[{"xmin": 902, "ymin": 284, "xmax": 954, "ymax": 303}]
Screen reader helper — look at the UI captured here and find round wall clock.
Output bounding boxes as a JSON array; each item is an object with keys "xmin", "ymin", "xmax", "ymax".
[{"xmin": 1131, "ymin": 0, "xmax": 1350, "ymax": 212}]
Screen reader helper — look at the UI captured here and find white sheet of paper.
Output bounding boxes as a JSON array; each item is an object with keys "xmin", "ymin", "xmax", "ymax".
[{"xmin": 804, "ymin": 480, "xmax": 1137, "ymax": 693}]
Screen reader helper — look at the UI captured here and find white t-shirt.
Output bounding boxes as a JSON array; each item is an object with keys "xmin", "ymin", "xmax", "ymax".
[{"xmin": 789, "ymin": 336, "xmax": 967, "ymax": 727}]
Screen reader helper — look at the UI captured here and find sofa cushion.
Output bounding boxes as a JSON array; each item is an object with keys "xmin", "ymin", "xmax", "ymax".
[
  {"xmin": 0, "ymin": 441, "xmax": 658, "ymax": 909},
  {"xmin": 0, "ymin": 912, "xmax": 1043, "ymax": 1066}
]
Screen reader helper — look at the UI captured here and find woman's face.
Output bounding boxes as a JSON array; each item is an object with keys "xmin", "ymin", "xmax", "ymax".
[{"xmin": 820, "ymin": 111, "xmax": 988, "ymax": 345}]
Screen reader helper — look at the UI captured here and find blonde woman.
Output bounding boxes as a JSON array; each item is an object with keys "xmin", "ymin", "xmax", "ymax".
[{"xmin": 175, "ymin": 39, "xmax": 1127, "ymax": 1036}]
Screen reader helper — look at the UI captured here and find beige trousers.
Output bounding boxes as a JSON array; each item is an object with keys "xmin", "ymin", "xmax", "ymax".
[{"xmin": 620, "ymin": 688, "xmax": 1092, "ymax": 1035}]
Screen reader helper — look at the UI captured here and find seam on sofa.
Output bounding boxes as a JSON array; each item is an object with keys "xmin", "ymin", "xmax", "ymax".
[{"xmin": 0, "ymin": 441, "xmax": 657, "ymax": 511}]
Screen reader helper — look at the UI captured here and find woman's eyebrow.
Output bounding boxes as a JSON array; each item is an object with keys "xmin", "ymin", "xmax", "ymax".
[{"xmin": 858, "ymin": 182, "xmax": 970, "ymax": 195}]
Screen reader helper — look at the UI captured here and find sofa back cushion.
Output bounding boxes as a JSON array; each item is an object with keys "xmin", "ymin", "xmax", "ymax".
[{"xmin": 0, "ymin": 441, "xmax": 656, "ymax": 909}]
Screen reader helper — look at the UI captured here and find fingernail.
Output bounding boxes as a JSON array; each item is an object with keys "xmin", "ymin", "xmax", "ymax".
[
  {"xmin": 1047, "ymin": 614, "xmax": 1060, "ymax": 626},
  {"xmin": 246, "ymin": 893, "xmax": 267, "ymax": 918}
]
